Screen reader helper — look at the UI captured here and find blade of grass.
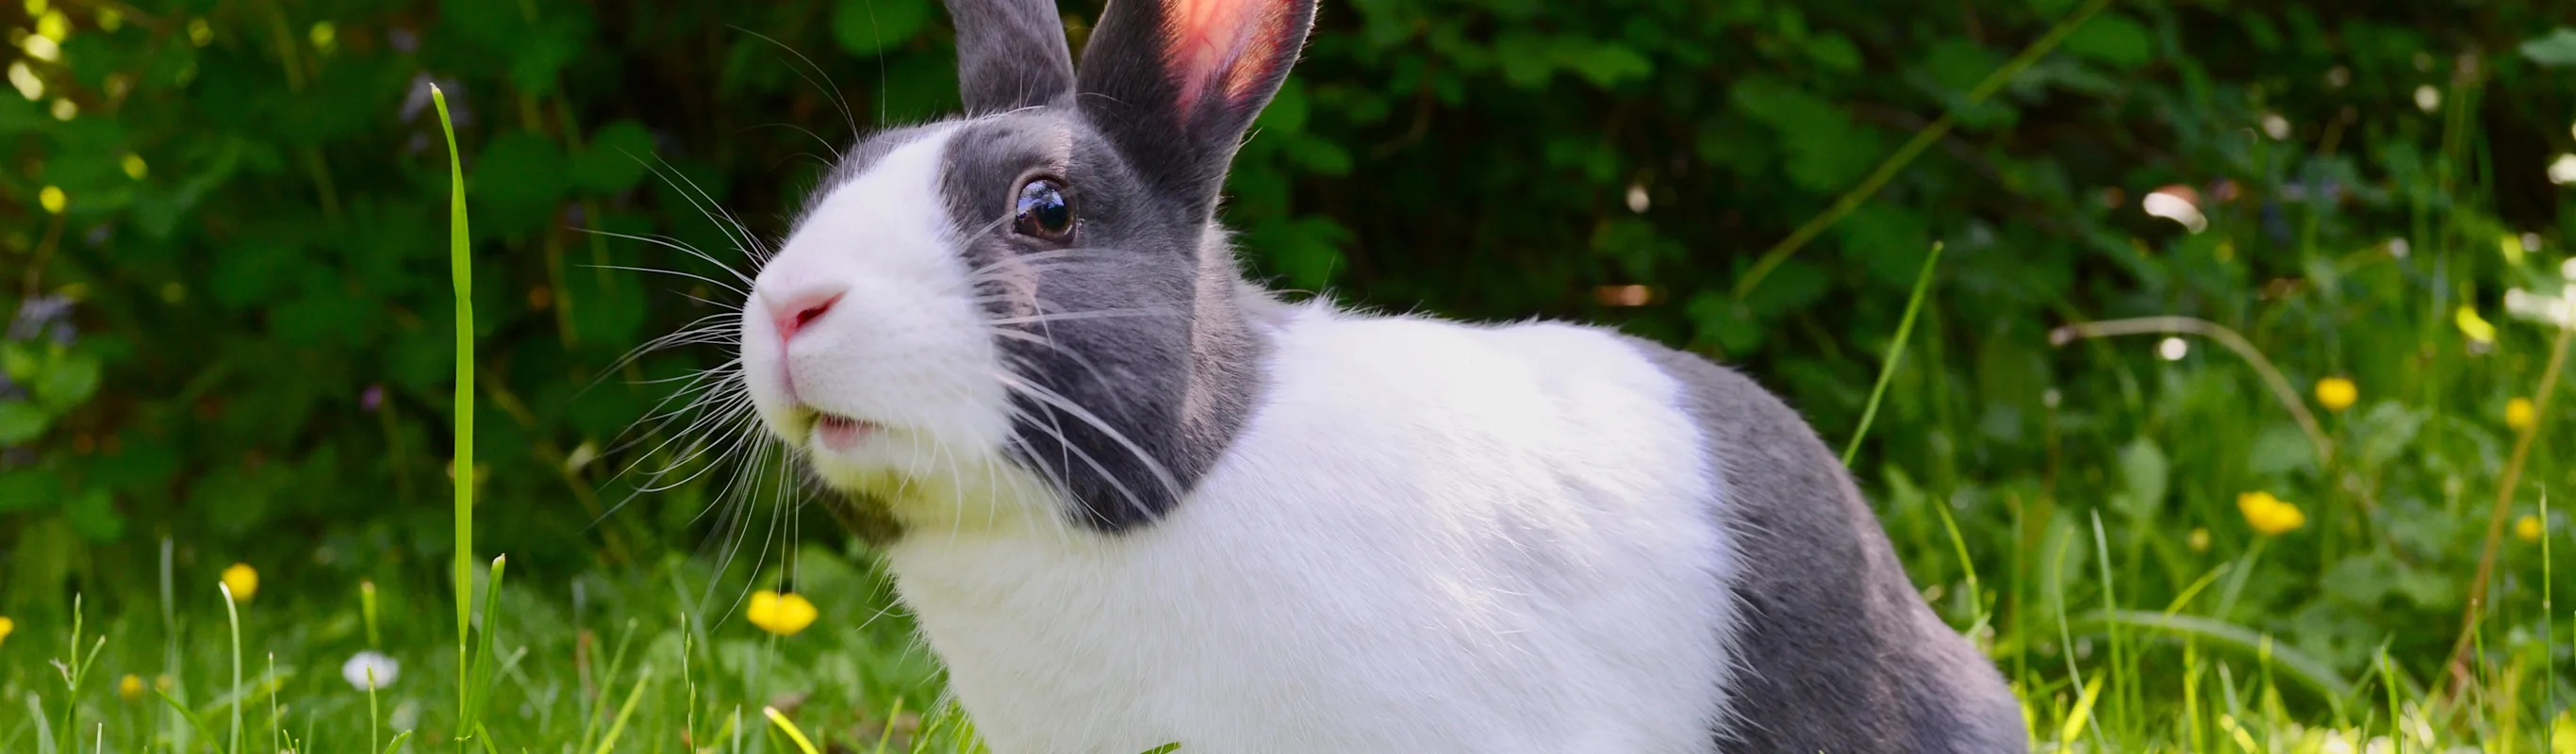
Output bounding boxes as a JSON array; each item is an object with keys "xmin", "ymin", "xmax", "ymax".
[
  {"xmin": 590, "ymin": 664, "xmax": 653, "ymax": 754},
  {"xmin": 1731, "ymin": 0, "xmax": 2110, "ymax": 300},
  {"xmin": 159, "ymin": 536, "xmax": 181, "ymax": 750},
  {"xmin": 221, "ymin": 582, "xmax": 242, "ymax": 754},
  {"xmin": 384, "ymin": 730, "xmax": 414, "ymax": 754},
  {"xmin": 1842, "ymin": 242, "xmax": 1942, "ymax": 467},
  {"xmin": 2076, "ymin": 610, "xmax": 2361, "ymax": 700},
  {"xmin": 26, "ymin": 694, "xmax": 55, "ymax": 754},
  {"xmin": 2047, "ymin": 317, "xmax": 2334, "ymax": 464},
  {"xmin": 429, "ymin": 81, "xmax": 479, "ymax": 738},
  {"xmin": 2056, "ymin": 675, "xmax": 2105, "ymax": 748},
  {"xmin": 154, "ymin": 689, "xmax": 220, "ymax": 746},
  {"xmin": 2447, "ymin": 312, "xmax": 2576, "ymax": 698},
  {"xmin": 765, "ymin": 706, "xmax": 823, "ymax": 754},
  {"xmin": 462, "ymin": 555, "xmax": 509, "ymax": 740},
  {"xmin": 869, "ymin": 697, "xmax": 903, "ymax": 754}
]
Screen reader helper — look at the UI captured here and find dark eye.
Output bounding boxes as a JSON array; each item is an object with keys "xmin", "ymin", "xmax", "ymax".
[{"xmin": 1014, "ymin": 178, "xmax": 1073, "ymax": 240}]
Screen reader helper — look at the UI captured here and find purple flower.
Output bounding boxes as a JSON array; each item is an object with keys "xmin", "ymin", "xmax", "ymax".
[
  {"xmin": 361, "ymin": 384, "xmax": 385, "ymax": 412},
  {"xmin": 400, "ymin": 74, "xmax": 468, "ymax": 126},
  {"xmin": 8, "ymin": 296, "xmax": 72, "ymax": 341}
]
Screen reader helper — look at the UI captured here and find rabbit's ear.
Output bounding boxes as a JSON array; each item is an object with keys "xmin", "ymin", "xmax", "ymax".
[
  {"xmin": 947, "ymin": 0, "xmax": 1078, "ymax": 115},
  {"xmin": 1075, "ymin": 0, "xmax": 1315, "ymax": 211}
]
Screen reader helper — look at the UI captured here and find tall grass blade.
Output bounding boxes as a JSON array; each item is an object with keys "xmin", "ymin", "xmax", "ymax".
[
  {"xmin": 27, "ymin": 694, "xmax": 56, "ymax": 754},
  {"xmin": 1842, "ymin": 241, "xmax": 1942, "ymax": 467},
  {"xmin": 590, "ymin": 664, "xmax": 653, "ymax": 754},
  {"xmin": 764, "ymin": 706, "xmax": 823, "ymax": 754},
  {"xmin": 1730, "ymin": 0, "xmax": 2109, "ymax": 299},
  {"xmin": 154, "ymin": 689, "xmax": 220, "ymax": 746},
  {"xmin": 2078, "ymin": 610, "xmax": 2360, "ymax": 700},
  {"xmin": 217, "ymin": 582, "xmax": 244, "ymax": 754},
  {"xmin": 428, "ymin": 80, "xmax": 479, "ymax": 731}
]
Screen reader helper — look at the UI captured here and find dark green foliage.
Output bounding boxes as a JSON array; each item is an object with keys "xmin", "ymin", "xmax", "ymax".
[{"xmin": 7, "ymin": 0, "xmax": 2576, "ymax": 742}]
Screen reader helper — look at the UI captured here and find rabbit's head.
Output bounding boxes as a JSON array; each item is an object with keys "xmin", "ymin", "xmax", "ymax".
[{"xmin": 739, "ymin": 0, "xmax": 1315, "ymax": 533}]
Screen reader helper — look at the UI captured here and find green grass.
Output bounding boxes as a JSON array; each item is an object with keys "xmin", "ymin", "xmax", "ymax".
[{"xmin": 8, "ymin": 27, "xmax": 2575, "ymax": 754}]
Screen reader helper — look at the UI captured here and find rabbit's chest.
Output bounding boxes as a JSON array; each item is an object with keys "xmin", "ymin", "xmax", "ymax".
[{"xmin": 883, "ymin": 314, "xmax": 1742, "ymax": 753}]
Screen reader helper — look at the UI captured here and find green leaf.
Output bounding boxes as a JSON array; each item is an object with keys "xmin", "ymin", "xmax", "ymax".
[
  {"xmin": 1, "ymin": 342, "xmax": 35, "ymax": 382},
  {"xmin": 2115, "ymin": 438, "xmax": 2168, "ymax": 519},
  {"xmin": 65, "ymin": 486, "xmax": 124, "ymax": 542},
  {"xmin": 0, "ymin": 401, "xmax": 49, "ymax": 444},
  {"xmin": 2247, "ymin": 423, "xmax": 2318, "ymax": 475},
  {"xmin": 473, "ymin": 133, "xmax": 570, "ymax": 215},
  {"xmin": 1565, "ymin": 42, "xmax": 1652, "ymax": 88},
  {"xmin": 834, "ymin": 0, "xmax": 935, "ymax": 56},
  {"xmin": 1803, "ymin": 33, "xmax": 1863, "ymax": 74},
  {"xmin": 2521, "ymin": 28, "xmax": 2576, "ymax": 67},
  {"xmin": 509, "ymin": 31, "xmax": 581, "ymax": 95},
  {"xmin": 1730, "ymin": 75, "xmax": 1882, "ymax": 191},
  {"xmin": 0, "ymin": 468, "xmax": 58, "ymax": 513},
  {"xmin": 566, "ymin": 268, "xmax": 649, "ymax": 348},
  {"xmin": 33, "ymin": 350, "xmax": 102, "ymax": 411},
  {"xmin": 573, "ymin": 121, "xmax": 655, "ymax": 194},
  {"xmin": 1258, "ymin": 80, "xmax": 1312, "ymax": 134},
  {"xmin": 1686, "ymin": 292, "xmax": 1765, "ymax": 354},
  {"xmin": 2064, "ymin": 12, "xmax": 2154, "ymax": 70}
]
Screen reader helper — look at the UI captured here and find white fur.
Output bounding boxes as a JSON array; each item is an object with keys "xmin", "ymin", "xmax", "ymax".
[{"xmin": 748, "ymin": 135, "xmax": 1742, "ymax": 753}]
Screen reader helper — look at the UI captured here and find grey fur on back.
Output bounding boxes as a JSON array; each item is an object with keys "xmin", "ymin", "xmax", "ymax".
[{"xmin": 1620, "ymin": 336, "xmax": 2025, "ymax": 754}]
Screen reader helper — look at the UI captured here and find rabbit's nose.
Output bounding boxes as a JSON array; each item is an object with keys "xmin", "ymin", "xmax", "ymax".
[{"xmin": 765, "ymin": 285, "xmax": 847, "ymax": 342}]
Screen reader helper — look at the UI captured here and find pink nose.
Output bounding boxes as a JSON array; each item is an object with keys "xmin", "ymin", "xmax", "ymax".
[{"xmin": 766, "ymin": 286, "xmax": 846, "ymax": 342}]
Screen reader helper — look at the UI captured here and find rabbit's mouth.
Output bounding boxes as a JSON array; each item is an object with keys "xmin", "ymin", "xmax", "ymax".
[{"xmin": 810, "ymin": 412, "xmax": 882, "ymax": 452}]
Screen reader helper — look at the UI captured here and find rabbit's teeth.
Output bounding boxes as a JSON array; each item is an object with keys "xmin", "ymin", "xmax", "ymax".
[{"xmin": 813, "ymin": 413, "xmax": 878, "ymax": 451}]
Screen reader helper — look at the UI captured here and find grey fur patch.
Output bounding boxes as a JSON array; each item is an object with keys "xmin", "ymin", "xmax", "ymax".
[
  {"xmin": 1619, "ymin": 336, "xmax": 2025, "ymax": 754},
  {"xmin": 946, "ymin": 0, "xmax": 1077, "ymax": 115},
  {"xmin": 934, "ymin": 115, "xmax": 1267, "ymax": 533}
]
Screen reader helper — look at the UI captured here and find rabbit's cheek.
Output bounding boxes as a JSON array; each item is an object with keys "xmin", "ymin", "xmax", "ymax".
[{"xmin": 742, "ymin": 125, "xmax": 1019, "ymax": 478}]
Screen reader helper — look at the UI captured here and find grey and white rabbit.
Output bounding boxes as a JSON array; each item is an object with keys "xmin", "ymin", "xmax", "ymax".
[{"xmin": 732, "ymin": 0, "xmax": 2026, "ymax": 750}]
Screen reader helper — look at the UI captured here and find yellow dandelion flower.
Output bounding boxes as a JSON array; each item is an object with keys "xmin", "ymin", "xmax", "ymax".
[
  {"xmin": 2518, "ymin": 515, "xmax": 2547, "ymax": 543},
  {"xmin": 2188, "ymin": 527, "xmax": 2211, "ymax": 552},
  {"xmin": 222, "ymin": 562, "xmax": 258, "ymax": 601},
  {"xmin": 122, "ymin": 153, "xmax": 146, "ymax": 180},
  {"xmin": 0, "ymin": 615, "xmax": 12, "ymax": 647},
  {"xmin": 38, "ymin": 185, "xmax": 64, "ymax": 214},
  {"xmin": 2237, "ymin": 491, "xmax": 2305, "ymax": 535},
  {"xmin": 307, "ymin": 22, "xmax": 336, "ymax": 50},
  {"xmin": 35, "ymin": 10, "xmax": 67, "ymax": 41},
  {"xmin": 119, "ymin": 674, "xmax": 144, "ymax": 701},
  {"xmin": 746, "ymin": 590, "xmax": 817, "ymax": 637},
  {"xmin": 2314, "ymin": 377, "xmax": 2357, "ymax": 413},
  {"xmin": 2508, "ymin": 397, "xmax": 2538, "ymax": 431},
  {"xmin": 2457, "ymin": 305, "xmax": 2498, "ymax": 344}
]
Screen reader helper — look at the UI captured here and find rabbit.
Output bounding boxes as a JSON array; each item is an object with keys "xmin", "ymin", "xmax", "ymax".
[{"xmin": 730, "ymin": 0, "xmax": 2028, "ymax": 750}]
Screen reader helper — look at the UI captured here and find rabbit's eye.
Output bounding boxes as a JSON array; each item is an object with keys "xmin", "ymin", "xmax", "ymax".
[{"xmin": 1014, "ymin": 178, "xmax": 1073, "ymax": 241}]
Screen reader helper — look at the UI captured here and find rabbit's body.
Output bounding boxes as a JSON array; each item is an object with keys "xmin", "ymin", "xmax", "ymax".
[
  {"xmin": 727, "ymin": 0, "xmax": 2025, "ymax": 750},
  {"xmin": 892, "ymin": 301, "xmax": 1738, "ymax": 754}
]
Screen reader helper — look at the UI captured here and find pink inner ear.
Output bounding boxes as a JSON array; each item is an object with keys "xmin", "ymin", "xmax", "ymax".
[{"xmin": 1164, "ymin": 0, "xmax": 1290, "ymax": 114}]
